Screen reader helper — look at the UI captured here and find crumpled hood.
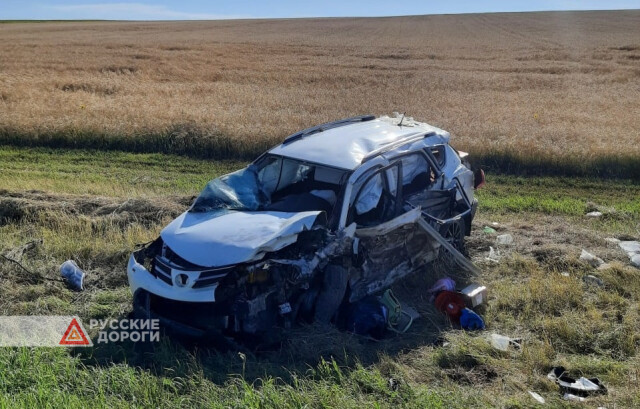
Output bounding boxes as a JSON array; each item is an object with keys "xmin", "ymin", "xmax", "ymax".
[{"xmin": 160, "ymin": 210, "xmax": 323, "ymax": 268}]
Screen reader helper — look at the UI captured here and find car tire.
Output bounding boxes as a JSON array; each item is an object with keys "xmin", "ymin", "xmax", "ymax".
[
  {"xmin": 437, "ymin": 218, "xmax": 468, "ymax": 272},
  {"xmin": 443, "ymin": 218, "xmax": 466, "ymax": 254},
  {"xmin": 314, "ymin": 264, "xmax": 349, "ymax": 324}
]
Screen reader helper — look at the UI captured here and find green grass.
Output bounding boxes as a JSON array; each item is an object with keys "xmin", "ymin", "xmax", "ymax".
[
  {"xmin": 478, "ymin": 174, "xmax": 640, "ymax": 215},
  {"xmin": 0, "ymin": 146, "xmax": 242, "ymax": 196},
  {"xmin": 0, "ymin": 147, "xmax": 639, "ymax": 407},
  {"xmin": 1, "ymin": 125, "xmax": 639, "ymax": 178}
]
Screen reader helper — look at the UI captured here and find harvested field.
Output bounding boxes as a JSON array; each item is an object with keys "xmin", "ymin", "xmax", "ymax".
[{"xmin": 1, "ymin": 11, "xmax": 640, "ymax": 175}]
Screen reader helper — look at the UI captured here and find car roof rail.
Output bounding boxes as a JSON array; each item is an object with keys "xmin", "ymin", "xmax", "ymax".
[
  {"xmin": 282, "ymin": 114, "xmax": 376, "ymax": 145},
  {"xmin": 360, "ymin": 131, "xmax": 436, "ymax": 164}
]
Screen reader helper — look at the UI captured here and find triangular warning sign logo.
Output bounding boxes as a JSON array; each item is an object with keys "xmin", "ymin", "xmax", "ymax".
[{"xmin": 60, "ymin": 317, "xmax": 92, "ymax": 346}]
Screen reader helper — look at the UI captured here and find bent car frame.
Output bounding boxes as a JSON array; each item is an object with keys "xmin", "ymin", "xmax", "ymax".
[{"xmin": 127, "ymin": 114, "xmax": 484, "ymax": 341}]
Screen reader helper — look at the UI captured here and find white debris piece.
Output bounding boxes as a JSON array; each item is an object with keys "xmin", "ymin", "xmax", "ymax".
[
  {"xmin": 580, "ymin": 249, "xmax": 604, "ymax": 268},
  {"xmin": 496, "ymin": 234, "xmax": 514, "ymax": 245},
  {"xmin": 586, "ymin": 211, "xmax": 603, "ymax": 217},
  {"xmin": 528, "ymin": 391, "xmax": 545, "ymax": 404},
  {"xmin": 489, "ymin": 333, "xmax": 521, "ymax": 351},
  {"xmin": 485, "ymin": 246, "xmax": 501, "ymax": 263},
  {"xmin": 618, "ymin": 241, "xmax": 640, "ymax": 268},
  {"xmin": 563, "ymin": 393, "xmax": 587, "ymax": 402}
]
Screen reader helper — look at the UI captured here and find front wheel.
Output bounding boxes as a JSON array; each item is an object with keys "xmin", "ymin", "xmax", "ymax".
[{"xmin": 313, "ymin": 264, "xmax": 349, "ymax": 324}]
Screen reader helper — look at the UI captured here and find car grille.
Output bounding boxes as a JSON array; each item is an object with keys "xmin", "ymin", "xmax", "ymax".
[{"xmin": 151, "ymin": 256, "xmax": 232, "ymax": 288}]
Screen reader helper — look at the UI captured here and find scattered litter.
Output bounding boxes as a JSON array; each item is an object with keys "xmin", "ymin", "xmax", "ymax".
[
  {"xmin": 586, "ymin": 211, "xmax": 603, "ymax": 218},
  {"xmin": 379, "ymin": 289, "xmax": 415, "ymax": 333},
  {"xmin": 496, "ymin": 234, "xmax": 514, "ymax": 245},
  {"xmin": 580, "ymin": 249, "xmax": 604, "ymax": 268},
  {"xmin": 583, "ymin": 274, "xmax": 604, "ymax": 287},
  {"xmin": 604, "ymin": 237, "xmax": 620, "ymax": 245},
  {"xmin": 548, "ymin": 366, "xmax": 607, "ymax": 401},
  {"xmin": 345, "ymin": 297, "xmax": 388, "ymax": 339},
  {"xmin": 60, "ymin": 260, "xmax": 85, "ymax": 291},
  {"xmin": 618, "ymin": 241, "xmax": 640, "ymax": 268},
  {"xmin": 431, "ymin": 282, "xmax": 487, "ymax": 330},
  {"xmin": 485, "ymin": 246, "xmax": 501, "ymax": 263},
  {"xmin": 460, "ymin": 283, "xmax": 487, "ymax": 308},
  {"xmin": 459, "ymin": 308, "xmax": 485, "ymax": 330},
  {"xmin": 427, "ymin": 277, "xmax": 456, "ymax": 301},
  {"xmin": 491, "ymin": 222, "xmax": 499, "ymax": 227},
  {"xmin": 489, "ymin": 333, "xmax": 522, "ymax": 351},
  {"xmin": 528, "ymin": 391, "xmax": 545, "ymax": 404},
  {"xmin": 563, "ymin": 393, "xmax": 587, "ymax": 402},
  {"xmin": 482, "ymin": 226, "xmax": 496, "ymax": 234},
  {"xmin": 561, "ymin": 271, "xmax": 570, "ymax": 277},
  {"xmin": 434, "ymin": 290, "xmax": 465, "ymax": 322}
]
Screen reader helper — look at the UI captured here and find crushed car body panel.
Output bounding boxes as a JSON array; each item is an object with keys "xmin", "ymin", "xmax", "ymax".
[
  {"xmin": 160, "ymin": 210, "xmax": 323, "ymax": 267},
  {"xmin": 349, "ymin": 207, "xmax": 441, "ymax": 300},
  {"xmin": 269, "ymin": 114, "xmax": 450, "ymax": 170}
]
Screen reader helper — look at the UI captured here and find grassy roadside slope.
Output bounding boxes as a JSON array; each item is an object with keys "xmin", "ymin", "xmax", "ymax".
[{"xmin": 0, "ymin": 147, "xmax": 639, "ymax": 407}]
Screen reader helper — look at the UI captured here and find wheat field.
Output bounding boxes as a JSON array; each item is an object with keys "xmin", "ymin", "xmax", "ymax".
[{"xmin": 1, "ymin": 11, "xmax": 639, "ymax": 174}]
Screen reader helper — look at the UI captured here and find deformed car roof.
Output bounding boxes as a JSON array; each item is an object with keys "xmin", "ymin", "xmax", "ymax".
[{"xmin": 268, "ymin": 115, "xmax": 450, "ymax": 170}]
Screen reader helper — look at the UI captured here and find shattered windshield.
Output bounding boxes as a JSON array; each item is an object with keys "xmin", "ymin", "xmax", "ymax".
[
  {"xmin": 190, "ymin": 165, "xmax": 269, "ymax": 212},
  {"xmin": 190, "ymin": 155, "xmax": 347, "ymax": 214}
]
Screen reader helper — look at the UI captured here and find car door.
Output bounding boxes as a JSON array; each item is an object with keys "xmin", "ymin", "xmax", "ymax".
[{"xmin": 346, "ymin": 161, "xmax": 439, "ymax": 301}]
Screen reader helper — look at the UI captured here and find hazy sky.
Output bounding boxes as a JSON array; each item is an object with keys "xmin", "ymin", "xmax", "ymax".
[{"xmin": 2, "ymin": 0, "xmax": 639, "ymax": 20}]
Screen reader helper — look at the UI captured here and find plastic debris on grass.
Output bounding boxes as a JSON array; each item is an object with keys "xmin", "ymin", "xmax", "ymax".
[
  {"xmin": 496, "ymin": 234, "xmax": 513, "ymax": 245},
  {"xmin": 548, "ymin": 366, "xmax": 607, "ymax": 401},
  {"xmin": 60, "ymin": 260, "xmax": 85, "ymax": 291}
]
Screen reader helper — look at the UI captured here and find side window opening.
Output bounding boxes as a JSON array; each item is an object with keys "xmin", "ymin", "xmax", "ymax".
[
  {"xmin": 350, "ymin": 163, "xmax": 402, "ymax": 228},
  {"xmin": 399, "ymin": 153, "xmax": 433, "ymax": 197},
  {"xmin": 429, "ymin": 145, "xmax": 446, "ymax": 168}
]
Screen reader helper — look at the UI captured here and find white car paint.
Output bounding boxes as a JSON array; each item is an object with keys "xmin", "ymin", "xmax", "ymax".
[
  {"xmin": 269, "ymin": 116, "xmax": 449, "ymax": 170},
  {"xmin": 160, "ymin": 210, "xmax": 323, "ymax": 267},
  {"xmin": 127, "ymin": 254, "xmax": 219, "ymax": 302}
]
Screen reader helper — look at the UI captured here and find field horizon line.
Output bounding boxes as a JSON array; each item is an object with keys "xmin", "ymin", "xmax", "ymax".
[{"xmin": 2, "ymin": 129, "xmax": 638, "ymax": 179}]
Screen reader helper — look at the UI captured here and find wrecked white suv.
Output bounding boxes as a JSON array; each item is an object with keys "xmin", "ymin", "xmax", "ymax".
[{"xmin": 127, "ymin": 114, "xmax": 484, "ymax": 341}]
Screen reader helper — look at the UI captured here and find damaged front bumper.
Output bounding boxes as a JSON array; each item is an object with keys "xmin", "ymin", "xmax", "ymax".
[{"xmin": 126, "ymin": 252, "xmax": 218, "ymax": 303}]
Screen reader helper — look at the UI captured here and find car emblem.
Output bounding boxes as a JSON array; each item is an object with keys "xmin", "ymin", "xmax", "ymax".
[{"xmin": 174, "ymin": 273, "xmax": 190, "ymax": 287}]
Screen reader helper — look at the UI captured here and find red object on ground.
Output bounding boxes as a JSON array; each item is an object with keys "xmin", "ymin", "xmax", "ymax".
[{"xmin": 434, "ymin": 291, "xmax": 466, "ymax": 322}]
